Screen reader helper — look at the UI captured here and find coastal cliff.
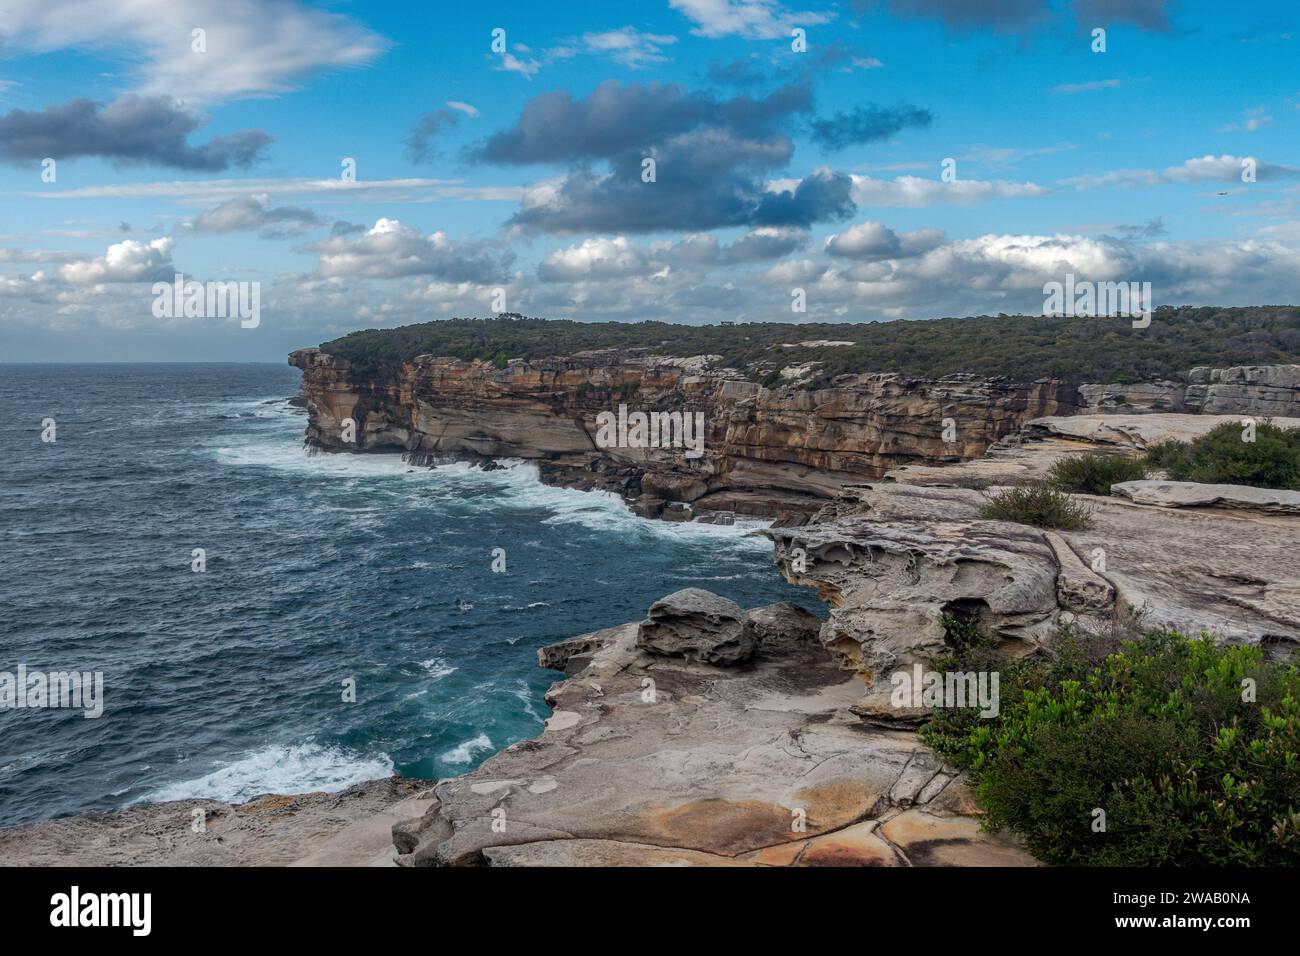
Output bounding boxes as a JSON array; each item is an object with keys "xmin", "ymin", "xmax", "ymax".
[
  {"xmin": 6, "ymin": 406, "xmax": 1297, "ymax": 866},
  {"xmin": 288, "ymin": 346, "xmax": 1080, "ymax": 518}
]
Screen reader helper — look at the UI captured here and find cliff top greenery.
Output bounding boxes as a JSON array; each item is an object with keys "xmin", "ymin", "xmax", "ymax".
[{"xmin": 317, "ymin": 305, "xmax": 1300, "ymax": 387}]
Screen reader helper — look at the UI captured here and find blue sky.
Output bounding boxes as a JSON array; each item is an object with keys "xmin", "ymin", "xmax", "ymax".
[{"xmin": 1, "ymin": 0, "xmax": 1298, "ymax": 360}]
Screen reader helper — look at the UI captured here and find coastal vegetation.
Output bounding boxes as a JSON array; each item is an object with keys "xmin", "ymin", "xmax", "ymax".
[
  {"xmin": 1146, "ymin": 420, "xmax": 1300, "ymax": 490},
  {"xmin": 979, "ymin": 483, "xmax": 1094, "ymax": 530},
  {"xmin": 1047, "ymin": 454, "xmax": 1149, "ymax": 495},
  {"xmin": 318, "ymin": 306, "xmax": 1300, "ymax": 387},
  {"xmin": 923, "ymin": 624, "xmax": 1300, "ymax": 866}
]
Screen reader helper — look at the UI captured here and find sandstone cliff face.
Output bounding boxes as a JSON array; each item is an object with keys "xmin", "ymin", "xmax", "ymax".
[
  {"xmin": 1079, "ymin": 364, "xmax": 1300, "ymax": 417},
  {"xmin": 289, "ymin": 347, "xmax": 1080, "ymax": 517}
]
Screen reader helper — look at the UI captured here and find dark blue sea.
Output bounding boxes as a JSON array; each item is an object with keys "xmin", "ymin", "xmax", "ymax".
[{"xmin": 0, "ymin": 364, "xmax": 818, "ymax": 825}]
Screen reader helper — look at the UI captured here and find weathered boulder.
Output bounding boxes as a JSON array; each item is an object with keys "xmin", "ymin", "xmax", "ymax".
[
  {"xmin": 637, "ymin": 588, "xmax": 758, "ymax": 665},
  {"xmin": 745, "ymin": 601, "xmax": 822, "ymax": 646},
  {"xmin": 1113, "ymin": 480, "xmax": 1300, "ymax": 515}
]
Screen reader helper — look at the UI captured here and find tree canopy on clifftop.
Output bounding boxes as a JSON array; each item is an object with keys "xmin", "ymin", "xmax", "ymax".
[{"xmin": 317, "ymin": 306, "xmax": 1300, "ymax": 386}]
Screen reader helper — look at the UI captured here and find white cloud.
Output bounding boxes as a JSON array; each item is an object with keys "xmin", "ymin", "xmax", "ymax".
[
  {"xmin": 1062, "ymin": 154, "xmax": 1300, "ymax": 189},
  {"xmin": 0, "ymin": 0, "xmax": 387, "ymax": 105},
  {"xmin": 539, "ymin": 237, "xmax": 655, "ymax": 282},
  {"xmin": 1052, "ymin": 79, "xmax": 1122, "ymax": 94},
  {"xmin": 312, "ymin": 218, "xmax": 511, "ymax": 283},
  {"xmin": 825, "ymin": 221, "xmax": 944, "ymax": 259},
  {"xmin": 668, "ymin": 0, "xmax": 831, "ymax": 39},
  {"xmin": 849, "ymin": 174, "xmax": 1050, "ymax": 207},
  {"xmin": 1217, "ymin": 107, "xmax": 1274, "ymax": 133},
  {"xmin": 495, "ymin": 51, "xmax": 542, "ymax": 79},
  {"xmin": 576, "ymin": 27, "xmax": 677, "ymax": 68},
  {"xmin": 30, "ymin": 177, "xmax": 524, "ymax": 204},
  {"xmin": 57, "ymin": 237, "xmax": 174, "ymax": 284}
]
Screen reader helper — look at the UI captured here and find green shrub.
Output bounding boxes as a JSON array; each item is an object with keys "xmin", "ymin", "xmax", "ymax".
[
  {"xmin": 923, "ymin": 628, "xmax": 1300, "ymax": 866},
  {"xmin": 979, "ymin": 483, "xmax": 1093, "ymax": 530},
  {"xmin": 314, "ymin": 306, "xmax": 1300, "ymax": 386},
  {"xmin": 1143, "ymin": 420, "xmax": 1300, "ymax": 490},
  {"xmin": 1047, "ymin": 454, "xmax": 1148, "ymax": 495}
]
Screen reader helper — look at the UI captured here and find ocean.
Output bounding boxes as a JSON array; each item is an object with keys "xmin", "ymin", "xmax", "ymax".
[{"xmin": 0, "ymin": 363, "xmax": 819, "ymax": 825}]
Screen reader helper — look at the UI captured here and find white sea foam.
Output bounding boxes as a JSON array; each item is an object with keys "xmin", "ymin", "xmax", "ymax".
[
  {"xmin": 440, "ymin": 733, "xmax": 493, "ymax": 764},
  {"xmin": 139, "ymin": 743, "xmax": 394, "ymax": 804},
  {"xmin": 420, "ymin": 658, "xmax": 457, "ymax": 679},
  {"xmin": 213, "ymin": 426, "xmax": 773, "ymax": 548}
]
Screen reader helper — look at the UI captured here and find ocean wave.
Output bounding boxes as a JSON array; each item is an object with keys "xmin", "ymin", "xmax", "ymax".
[
  {"xmin": 440, "ymin": 733, "xmax": 493, "ymax": 764},
  {"xmin": 138, "ymin": 743, "xmax": 394, "ymax": 804},
  {"xmin": 420, "ymin": 658, "xmax": 457, "ymax": 679},
  {"xmin": 211, "ymin": 433, "xmax": 773, "ymax": 548}
]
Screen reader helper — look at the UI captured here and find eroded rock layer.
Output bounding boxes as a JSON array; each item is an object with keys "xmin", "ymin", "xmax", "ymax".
[{"xmin": 289, "ymin": 347, "xmax": 1080, "ymax": 518}]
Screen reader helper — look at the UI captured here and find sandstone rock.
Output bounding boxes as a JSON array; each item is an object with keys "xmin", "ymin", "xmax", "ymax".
[
  {"xmin": 0, "ymin": 777, "xmax": 433, "ymax": 867},
  {"xmin": 637, "ymin": 588, "xmax": 758, "ymax": 665},
  {"xmin": 661, "ymin": 502, "xmax": 694, "ymax": 521},
  {"xmin": 885, "ymin": 412, "xmax": 1300, "ymax": 488},
  {"xmin": 1078, "ymin": 365, "xmax": 1300, "ymax": 417},
  {"xmin": 778, "ymin": 454, "xmax": 1300, "ymax": 677},
  {"xmin": 536, "ymin": 625, "xmax": 622, "ymax": 675},
  {"xmin": 1044, "ymin": 530, "xmax": 1114, "ymax": 613},
  {"xmin": 766, "ymin": 483, "xmax": 1062, "ymax": 688},
  {"xmin": 1079, "ymin": 380, "xmax": 1186, "ymax": 414},
  {"xmin": 1112, "ymin": 480, "xmax": 1300, "ymax": 515},
  {"xmin": 289, "ymin": 349, "xmax": 1080, "ymax": 518},
  {"xmin": 1186, "ymin": 364, "xmax": 1300, "ymax": 417},
  {"xmin": 391, "ymin": 616, "xmax": 1034, "ymax": 867},
  {"xmin": 745, "ymin": 602, "xmax": 823, "ymax": 647},
  {"xmin": 630, "ymin": 495, "xmax": 666, "ymax": 518}
]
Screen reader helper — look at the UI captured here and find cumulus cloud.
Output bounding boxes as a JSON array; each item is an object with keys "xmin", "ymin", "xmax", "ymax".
[
  {"xmin": 0, "ymin": 0, "xmax": 386, "ymax": 104},
  {"xmin": 538, "ymin": 227, "xmax": 811, "ymax": 282},
  {"xmin": 475, "ymin": 80, "xmax": 885, "ymax": 233},
  {"xmin": 825, "ymin": 221, "xmax": 945, "ymax": 259},
  {"xmin": 311, "ymin": 218, "xmax": 512, "ymax": 283},
  {"xmin": 188, "ymin": 195, "xmax": 339, "ymax": 238},
  {"xmin": 539, "ymin": 237, "xmax": 656, "ymax": 282},
  {"xmin": 724, "ymin": 226, "xmax": 810, "ymax": 260},
  {"xmin": 57, "ymin": 237, "xmax": 175, "ymax": 285},
  {"xmin": 0, "ymin": 95, "xmax": 271, "ymax": 171},
  {"xmin": 780, "ymin": 231, "xmax": 1300, "ymax": 319}
]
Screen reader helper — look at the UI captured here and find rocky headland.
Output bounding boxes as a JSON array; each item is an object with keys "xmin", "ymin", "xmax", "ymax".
[{"xmin": 5, "ymin": 358, "xmax": 1296, "ymax": 867}]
